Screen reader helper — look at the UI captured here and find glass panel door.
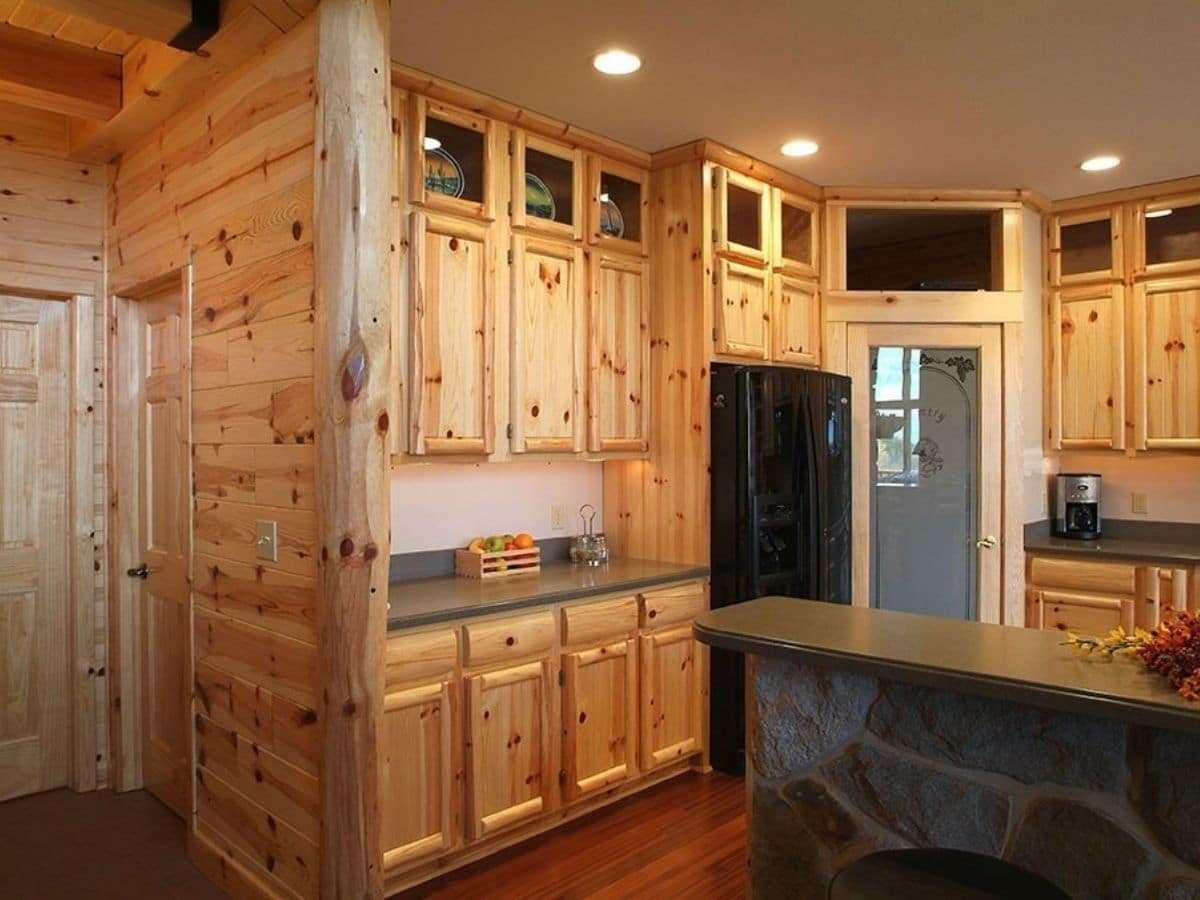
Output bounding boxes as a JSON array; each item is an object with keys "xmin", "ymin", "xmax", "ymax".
[{"xmin": 869, "ymin": 346, "xmax": 980, "ymax": 619}]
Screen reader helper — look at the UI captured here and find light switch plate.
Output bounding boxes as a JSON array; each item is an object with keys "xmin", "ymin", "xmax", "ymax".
[
  {"xmin": 256, "ymin": 519, "xmax": 278, "ymax": 561},
  {"xmin": 1131, "ymin": 492, "xmax": 1149, "ymax": 515},
  {"xmin": 550, "ymin": 504, "xmax": 566, "ymax": 531}
]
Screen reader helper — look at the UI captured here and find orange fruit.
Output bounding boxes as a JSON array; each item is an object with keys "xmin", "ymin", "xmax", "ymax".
[{"xmin": 514, "ymin": 533, "xmax": 535, "ymax": 549}]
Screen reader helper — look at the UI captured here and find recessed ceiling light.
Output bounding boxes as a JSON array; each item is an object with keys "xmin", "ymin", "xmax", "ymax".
[
  {"xmin": 593, "ymin": 49, "xmax": 641, "ymax": 76},
  {"xmin": 1080, "ymin": 155, "xmax": 1120, "ymax": 172},
  {"xmin": 1146, "ymin": 208, "xmax": 1174, "ymax": 219},
  {"xmin": 781, "ymin": 139, "xmax": 819, "ymax": 158},
  {"xmin": 423, "ymin": 136, "xmax": 442, "ymax": 151}
]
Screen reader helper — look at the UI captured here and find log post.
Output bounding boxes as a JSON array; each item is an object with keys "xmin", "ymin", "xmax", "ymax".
[{"xmin": 313, "ymin": 0, "xmax": 392, "ymax": 896}]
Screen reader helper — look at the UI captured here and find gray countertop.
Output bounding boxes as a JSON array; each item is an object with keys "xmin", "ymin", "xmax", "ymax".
[
  {"xmin": 1023, "ymin": 533, "xmax": 1200, "ymax": 565},
  {"xmin": 387, "ymin": 559, "xmax": 708, "ymax": 630},
  {"xmin": 694, "ymin": 597, "xmax": 1200, "ymax": 735}
]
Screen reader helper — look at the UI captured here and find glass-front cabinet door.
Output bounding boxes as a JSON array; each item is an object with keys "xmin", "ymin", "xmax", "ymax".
[
  {"xmin": 409, "ymin": 97, "xmax": 495, "ymax": 219},
  {"xmin": 1050, "ymin": 207, "xmax": 1122, "ymax": 286},
  {"xmin": 511, "ymin": 131, "xmax": 582, "ymax": 240},
  {"xmin": 1137, "ymin": 195, "xmax": 1200, "ymax": 278},
  {"xmin": 772, "ymin": 189, "xmax": 819, "ymax": 278},
  {"xmin": 714, "ymin": 167, "xmax": 769, "ymax": 265},
  {"xmin": 588, "ymin": 157, "xmax": 648, "ymax": 256}
]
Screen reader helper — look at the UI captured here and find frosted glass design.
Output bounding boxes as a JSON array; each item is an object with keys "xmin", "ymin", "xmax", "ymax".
[{"xmin": 870, "ymin": 347, "xmax": 979, "ymax": 620}]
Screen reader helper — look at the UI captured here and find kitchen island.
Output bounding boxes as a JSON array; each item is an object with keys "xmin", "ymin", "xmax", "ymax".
[{"xmin": 695, "ymin": 597, "xmax": 1200, "ymax": 900}]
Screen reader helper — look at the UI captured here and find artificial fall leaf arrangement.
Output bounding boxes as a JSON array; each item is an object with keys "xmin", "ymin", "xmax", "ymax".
[{"xmin": 1065, "ymin": 608, "xmax": 1200, "ymax": 701}]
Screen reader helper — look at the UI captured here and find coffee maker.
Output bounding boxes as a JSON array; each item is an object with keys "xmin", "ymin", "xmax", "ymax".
[{"xmin": 1054, "ymin": 473, "xmax": 1102, "ymax": 540}]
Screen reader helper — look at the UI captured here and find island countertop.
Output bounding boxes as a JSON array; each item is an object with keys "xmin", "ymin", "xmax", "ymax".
[
  {"xmin": 694, "ymin": 596, "xmax": 1200, "ymax": 735},
  {"xmin": 388, "ymin": 558, "xmax": 708, "ymax": 630}
]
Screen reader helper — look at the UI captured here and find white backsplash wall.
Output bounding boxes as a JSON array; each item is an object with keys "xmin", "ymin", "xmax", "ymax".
[
  {"xmin": 1052, "ymin": 453, "xmax": 1200, "ymax": 524},
  {"xmin": 390, "ymin": 461, "xmax": 604, "ymax": 553}
]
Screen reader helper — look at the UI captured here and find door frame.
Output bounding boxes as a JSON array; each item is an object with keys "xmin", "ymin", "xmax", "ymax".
[
  {"xmin": 0, "ymin": 288, "xmax": 100, "ymax": 794},
  {"xmin": 106, "ymin": 263, "xmax": 194, "ymax": 794}
]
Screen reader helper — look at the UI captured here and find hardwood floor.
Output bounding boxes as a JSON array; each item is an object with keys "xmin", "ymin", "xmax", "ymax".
[
  {"xmin": 0, "ymin": 788, "xmax": 222, "ymax": 900},
  {"xmin": 400, "ymin": 772, "xmax": 747, "ymax": 900}
]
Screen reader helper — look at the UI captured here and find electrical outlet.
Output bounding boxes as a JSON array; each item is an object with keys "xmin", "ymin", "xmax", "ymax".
[
  {"xmin": 550, "ymin": 504, "xmax": 566, "ymax": 531},
  {"xmin": 1131, "ymin": 492, "xmax": 1149, "ymax": 515}
]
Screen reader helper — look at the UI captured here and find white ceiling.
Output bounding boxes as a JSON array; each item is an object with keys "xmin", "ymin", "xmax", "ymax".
[{"xmin": 392, "ymin": 0, "xmax": 1200, "ymax": 200}]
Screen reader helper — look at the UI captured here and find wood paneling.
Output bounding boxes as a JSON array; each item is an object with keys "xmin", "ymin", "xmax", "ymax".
[
  {"xmin": 106, "ymin": 16, "xmax": 320, "ymax": 899},
  {"xmin": 0, "ymin": 22, "xmax": 121, "ymax": 120}
]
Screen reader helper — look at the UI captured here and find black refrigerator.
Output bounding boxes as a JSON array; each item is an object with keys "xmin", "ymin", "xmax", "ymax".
[{"xmin": 709, "ymin": 363, "xmax": 852, "ymax": 774}]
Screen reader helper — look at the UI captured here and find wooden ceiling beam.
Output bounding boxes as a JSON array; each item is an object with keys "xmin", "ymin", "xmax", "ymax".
[
  {"xmin": 0, "ymin": 22, "xmax": 120, "ymax": 120},
  {"xmin": 32, "ymin": 0, "xmax": 218, "ymax": 50}
]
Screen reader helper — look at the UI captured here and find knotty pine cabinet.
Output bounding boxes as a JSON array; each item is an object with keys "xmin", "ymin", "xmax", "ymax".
[
  {"xmin": 1025, "ymin": 555, "xmax": 1196, "ymax": 634},
  {"xmin": 710, "ymin": 165, "xmax": 822, "ymax": 367},
  {"xmin": 381, "ymin": 580, "xmax": 707, "ymax": 893},
  {"xmin": 1046, "ymin": 191, "xmax": 1200, "ymax": 452},
  {"xmin": 394, "ymin": 88, "xmax": 652, "ymax": 462}
]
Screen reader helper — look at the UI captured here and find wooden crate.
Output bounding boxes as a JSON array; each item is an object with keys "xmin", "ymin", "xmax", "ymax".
[{"xmin": 455, "ymin": 547, "xmax": 541, "ymax": 580}]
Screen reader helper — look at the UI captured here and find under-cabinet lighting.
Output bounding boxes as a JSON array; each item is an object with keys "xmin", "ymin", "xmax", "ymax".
[
  {"xmin": 780, "ymin": 139, "xmax": 819, "ymax": 158},
  {"xmin": 593, "ymin": 49, "xmax": 641, "ymax": 76},
  {"xmin": 423, "ymin": 136, "xmax": 442, "ymax": 151},
  {"xmin": 1146, "ymin": 209, "xmax": 1174, "ymax": 219},
  {"xmin": 1079, "ymin": 155, "xmax": 1121, "ymax": 172}
]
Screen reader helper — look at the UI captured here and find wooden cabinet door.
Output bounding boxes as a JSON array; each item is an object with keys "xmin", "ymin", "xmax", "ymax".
[
  {"xmin": 1049, "ymin": 206, "xmax": 1122, "ymax": 286},
  {"xmin": 714, "ymin": 257, "xmax": 770, "ymax": 360},
  {"xmin": 713, "ymin": 167, "xmax": 769, "ymax": 265},
  {"xmin": 381, "ymin": 679, "xmax": 459, "ymax": 872},
  {"xmin": 639, "ymin": 625, "xmax": 700, "ymax": 771},
  {"xmin": 1132, "ymin": 276, "xmax": 1200, "ymax": 449},
  {"xmin": 773, "ymin": 188, "xmax": 820, "ymax": 278},
  {"xmin": 464, "ymin": 659, "xmax": 553, "ymax": 839},
  {"xmin": 588, "ymin": 252, "xmax": 649, "ymax": 453},
  {"xmin": 511, "ymin": 236, "xmax": 585, "ymax": 453},
  {"xmin": 772, "ymin": 274, "xmax": 820, "ymax": 366},
  {"xmin": 562, "ymin": 639, "xmax": 637, "ymax": 801},
  {"xmin": 409, "ymin": 211, "xmax": 495, "ymax": 455},
  {"xmin": 1049, "ymin": 282, "xmax": 1126, "ymax": 449}
]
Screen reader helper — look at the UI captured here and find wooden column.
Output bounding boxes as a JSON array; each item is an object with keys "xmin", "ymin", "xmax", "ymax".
[{"xmin": 313, "ymin": 0, "xmax": 392, "ymax": 896}]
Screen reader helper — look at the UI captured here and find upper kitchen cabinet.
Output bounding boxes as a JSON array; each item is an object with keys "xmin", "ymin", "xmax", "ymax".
[
  {"xmin": 589, "ymin": 253, "xmax": 650, "ymax": 453},
  {"xmin": 511, "ymin": 131, "xmax": 583, "ymax": 241},
  {"xmin": 409, "ymin": 96, "xmax": 497, "ymax": 220},
  {"xmin": 588, "ymin": 157, "xmax": 649, "ymax": 257},
  {"xmin": 1135, "ymin": 195, "xmax": 1200, "ymax": 279},
  {"xmin": 773, "ymin": 189, "xmax": 820, "ymax": 278},
  {"xmin": 1132, "ymin": 274, "xmax": 1200, "ymax": 450},
  {"xmin": 714, "ymin": 257, "xmax": 771, "ymax": 361},
  {"xmin": 1048, "ymin": 282, "xmax": 1126, "ymax": 450},
  {"xmin": 1049, "ymin": 206, "xmax": 1123, "ymax": 286},
  {"xmin": 511, "ymin": 235, "xmax": 586, "ymax": 453},
  {"xmin": 408, "ymin": 211, "xmax": 496, "ymax": 456},
  {"xmin": 713, "ymin": 167, "xmax": 770, "ymax": 266},
  {"xmin": 772, "ymin": 274, "xmax": 821, "ymax": 367}
]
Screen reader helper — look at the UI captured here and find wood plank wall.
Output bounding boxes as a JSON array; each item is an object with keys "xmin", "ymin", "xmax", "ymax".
[
  {"xmin": 604, "ymin": 161, "xmax": 712, "ymax": 566},
  {"xmin": 0, "ymin": 98, "xmax": 108, "ymax": 784},
  {"xmin": 106, "ymin": 17, "xmax": 320, "ymax": 899}
]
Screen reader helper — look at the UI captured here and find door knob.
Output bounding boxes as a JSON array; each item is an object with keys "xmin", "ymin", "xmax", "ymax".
[
  {"xmin": 975, "ymin": 535, "xmax": 998, "ymax": 549},
  {"xmin": 126, "ymin": 564, "xmax": 150, "ymax": 579}
]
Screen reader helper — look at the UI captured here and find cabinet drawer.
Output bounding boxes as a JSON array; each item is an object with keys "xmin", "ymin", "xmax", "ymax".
[
  {"xmin": 561, "ymin": 595, "xmax": 637, "ymax": 646},
  {"xmin": 1029, "ymin": 557, "xmax": 1137, "ymax": 596},
  {"xmin": 639, "ymin": 582, "xmax": 705, "ymax": 630},
  {"xmin": 385, "ymin": 627, "xmax": 458, "ymax": 689},
  {"xmin": 462, "ymin": 610, "xmax": 555, "ymax": 668},
  {"xmin": 1039, "ymin": 589, "xmax": 1134, "ymax": 635}
]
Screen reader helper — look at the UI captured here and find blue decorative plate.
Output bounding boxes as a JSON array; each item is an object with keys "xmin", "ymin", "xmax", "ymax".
[
  {"xmin": 425, "ymin": 147, "xmax": 464, "ymax": 199},
  {"xmin": 600, "ymin": 195, "xmax": 624, "ymax": 238},
  {"xmin": 525, "ymin": 173, "xmax": 556, "ymax": 221}
]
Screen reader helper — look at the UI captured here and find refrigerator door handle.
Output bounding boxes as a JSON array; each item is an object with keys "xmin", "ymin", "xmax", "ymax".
[{"xmin": 803, "ymin": 389, "xmax": 823, "ymax": 601}]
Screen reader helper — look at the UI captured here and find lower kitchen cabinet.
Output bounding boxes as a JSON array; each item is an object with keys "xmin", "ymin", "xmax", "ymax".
[
  {"xmin": 639, "ymin": 625, "xmax": 701, "ymax": 769},
  {"xmin": 381, "ymin": 579, "xmax": 708, "ymax": 893},
  {"xmin": 380, "ymin": 679, "xmax": 460, "ymax": 869},
  {"xmin": 464, "ymin": 658, "xmax": 554, "ymax": 839},
  {"xmin": 1026, "ymin": 554, "xmax": 1195, "ymax": 633}
]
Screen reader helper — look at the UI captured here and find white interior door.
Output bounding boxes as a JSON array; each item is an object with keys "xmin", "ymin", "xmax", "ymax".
[
  {"xmin": 848, "ymin": 324, "xmax": 1002, "ymax": 622},
  {"xmin": 0, "ymin": 295, "xmax": 69, "ymax": 801}
]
